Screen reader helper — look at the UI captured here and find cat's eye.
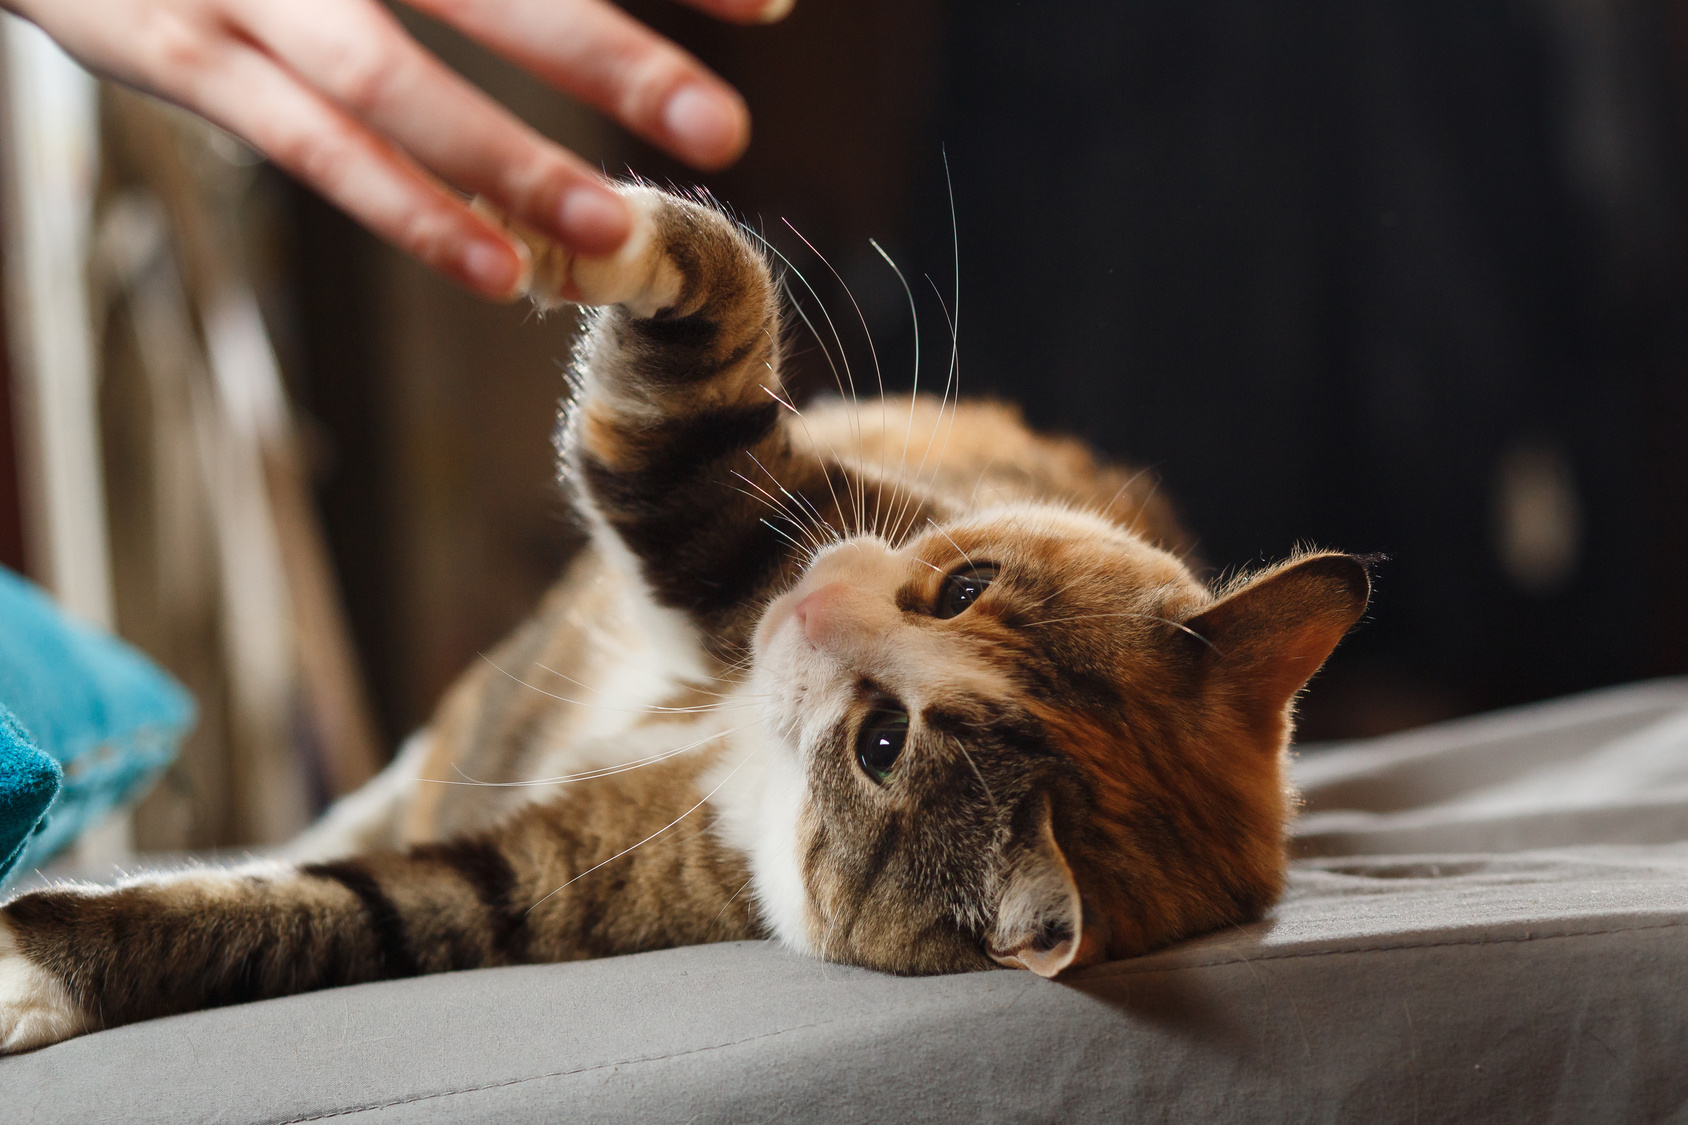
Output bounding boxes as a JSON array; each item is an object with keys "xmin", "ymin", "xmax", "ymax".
[
  {"xmin": 935, "ymin": 564, "xmax": 999, "ymax": 619},
  {"xmin": 856, "ymin": 708, "xmax": 910, "ymax": 783}
]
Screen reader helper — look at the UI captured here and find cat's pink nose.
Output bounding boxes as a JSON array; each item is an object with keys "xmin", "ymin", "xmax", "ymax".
[{"xmin": 794, "ymin": 582, "xmax": 851, "ymax": 645}]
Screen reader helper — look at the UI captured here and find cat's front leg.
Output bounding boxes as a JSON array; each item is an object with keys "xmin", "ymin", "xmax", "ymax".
[
  {"xmin": 0, "ymin": 768, "xmax": 760, "ymax": 1053},
  {"xmin": 504, "ymin": 186, "xmax": 851, "ymax": 652},
  {"xmin": 0, "ymin": 863, "xmax": 389, "ymax": 1053},
  {"xmin": 0, "ymin": 914, "xmax": 90, "ymax": 1052}
]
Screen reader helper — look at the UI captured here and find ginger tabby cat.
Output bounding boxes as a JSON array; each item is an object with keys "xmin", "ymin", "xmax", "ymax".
[{"xmin": 0, "ymin": 186, "xmax": 1368, "ymax": 1052}]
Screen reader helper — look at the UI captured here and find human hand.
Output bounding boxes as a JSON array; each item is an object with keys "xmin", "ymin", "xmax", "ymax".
[{"xmin": 5, "ymin": 0, "xmax": 790, "ymax": 297}]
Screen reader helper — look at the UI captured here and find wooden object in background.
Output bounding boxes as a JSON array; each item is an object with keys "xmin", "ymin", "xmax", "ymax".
[
  {"xmin": 0, "ymin": 209, "xmax": 22, "ymax": 575},
  {"xmin": 0, "ymin": 16, "xmax": 132, "ymax": 866},
  {"xmin": 93, "ymin": 89, "xmax": 385, "ymax": 849}
]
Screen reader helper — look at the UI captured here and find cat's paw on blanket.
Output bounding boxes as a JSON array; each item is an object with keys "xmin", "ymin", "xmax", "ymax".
[{"xmin": 0, "ymin": 915, "xmax": 88, "ymax": 1054}]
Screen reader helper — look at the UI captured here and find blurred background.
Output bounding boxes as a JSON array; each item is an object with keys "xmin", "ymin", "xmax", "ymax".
[{"xmin": 2, "ymin": 0, "xmax": 1686, "ymax": 854}]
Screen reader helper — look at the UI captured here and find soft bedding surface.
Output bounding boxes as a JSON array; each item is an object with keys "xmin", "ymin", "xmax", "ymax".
[{"xmin": 5, "ymin": 679, "xmax": 1687, "ymax": 1124}]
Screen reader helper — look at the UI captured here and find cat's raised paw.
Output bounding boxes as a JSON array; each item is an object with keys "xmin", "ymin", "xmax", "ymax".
[
  {"xmin": 0, "ymin": 916, "xmax": 88, "ymax": 1054},
  {"xmin": 477, "ymin": 187, "xmax": 682, "ymax": 317}
]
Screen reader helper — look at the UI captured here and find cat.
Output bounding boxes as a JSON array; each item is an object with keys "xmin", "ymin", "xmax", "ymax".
[{"xmin": 0, "ymin": 185, "xmax": 1368, "ymax": 1053}]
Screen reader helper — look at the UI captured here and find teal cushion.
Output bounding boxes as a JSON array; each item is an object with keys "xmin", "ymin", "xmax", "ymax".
[
  {"xmin": 0, "ymin": 566, "xmax": 193, "ymax": 888},
  {"xmin": 0, "ymin": 703, "xmax": 61, "ymax": 884}
]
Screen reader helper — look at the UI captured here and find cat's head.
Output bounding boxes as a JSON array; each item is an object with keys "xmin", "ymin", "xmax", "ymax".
[{"xmin": 750, "ymin": 505, "xmax": 1368, "ymax": 976}]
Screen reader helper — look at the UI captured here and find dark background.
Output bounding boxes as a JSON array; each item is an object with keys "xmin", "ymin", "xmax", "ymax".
[{"xmin": 277, "ymin": 0, "xmax": 1688, "ymax": 751}]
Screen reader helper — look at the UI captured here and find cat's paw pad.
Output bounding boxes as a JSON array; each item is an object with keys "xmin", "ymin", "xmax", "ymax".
[
  {"xmin": 477, "ymin": 188, "xmax": 681, "ymax": 316},
  {"xmin": 0, "ymin": 916, "xmax": 88, "ymax": 1054}
]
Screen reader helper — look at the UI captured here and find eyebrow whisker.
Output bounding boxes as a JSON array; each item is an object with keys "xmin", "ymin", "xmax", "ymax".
[
  {"xmin": 1019, "ymin": 611, "xmax": 1219, "ymax": 653},
  {"xmin": 925, "ymin": 518, "xmax": 977, "ymax": 571}
]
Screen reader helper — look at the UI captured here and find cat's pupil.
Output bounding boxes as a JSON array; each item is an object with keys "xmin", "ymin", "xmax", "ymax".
[
  {"xmin": 936, "ymin": 564, "xmax": 999, "ymax": 619},
  {"xmin": 856, "ymin": 709, "xmax": 910, "ymax": 783}
]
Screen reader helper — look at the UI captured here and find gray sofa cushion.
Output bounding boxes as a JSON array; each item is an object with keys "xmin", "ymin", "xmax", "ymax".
[{"xmin": 6, "ymin": 680, "xmax": 1688, "ymax": 1124}]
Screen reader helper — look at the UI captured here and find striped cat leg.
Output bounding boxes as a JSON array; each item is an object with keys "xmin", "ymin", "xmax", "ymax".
[
  {"xmin": 0, "ymin": 759, "xmax": 758, "ymax": 1053},
  {"xmin": 0, "ymin": 861, "xmax": 408, "ymax": 1051},
  {"xmin": 521, "ymin": 187, "xmax": 876, "ymax": 651},
  {"xmin": 562, "ymin": 188, "xmax": 805, "ymax": 634}
]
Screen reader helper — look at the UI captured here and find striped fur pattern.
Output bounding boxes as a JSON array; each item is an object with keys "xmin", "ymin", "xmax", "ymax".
[{"xmin": 0, "ymin": 186, "xmax": 1368, "ymax": 1052}]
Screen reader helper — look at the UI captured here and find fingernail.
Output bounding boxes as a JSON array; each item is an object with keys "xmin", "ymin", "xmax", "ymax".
[
  {"xmin": 462, "ymin": 238, "xmax": 522, "ymax": 296},
  {"xmin": 663, "ymin": 84, "xmax": 747, "ymax": 168},
  {"xmin": 754, "ymin": 0, "xmax": 795, "ymax": 22},
  {"xmin": 558, "ymin": 187, "xmax": 632, "ymax": 256}
]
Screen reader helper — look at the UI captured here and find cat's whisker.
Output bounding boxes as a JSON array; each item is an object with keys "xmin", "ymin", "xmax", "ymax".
[
  {"xmin": 967, "ymin": 457, "xmax": 1003, "ymax": 507},
  {"xmin": 529, "ymin": 661, "xmax": 762, "ymax": 703},
  {"xmin": 758, "ymin": 328, "xmax": 862, "ymax": 542},
  {"xmin": 531, "ymin": 609, "xmax": 763, "ymax": 695},
  {"xmin": 948, "ymin": 734, "xmax": 1000, "ymax": 816},
  {"xmin": 479, "ymin": 655, "xmax": 761, "ymax": 714},
  {"xmin": 1126, "ymin": 478, "xmax": 1165, "ymax": 541},
  {"xmin": 1020, "ymin": 611, "xmax": 1220, "ymax": 653},
  {"xmin": 711, "ymin": 874, "xmax": 756, "ymax": 930},
  {"xmin": 883, "ymin": 272, "xmax": 962, "ymax": 545},
  {"xmin": 729, "ymin": 468, "xmax": 816, "ymax": 539},
  {"xmin": 1020, "ymin": 575, "xmax": 1089, "ymax": 611},
  {"xmin": 758, "ymin": 517, "xmax": 813, "ymax": 556},
  {"xmin": 439, "ymin": 724, "xmax": 748, "ymax": 788},
  {"xmin": 868, "ymin": 239, "xmax": 922, "ymax": 532},
  {"xmin": 915, "ymin": 148, "xmax": 967, "ymax": 509},
  {"xmin": 751, "ymin": 230, "xmax": 867, "ymax": 530},
  {"xmin": 884, "ymin": 277, "xmax": 965, "ymax": 543},
  {"xmin": 1095, "ymin": 463, "xmax": 1155, "ymax": 524},
  {"xmin": 525, "ymin": 735, "xmax": 766, "ymax": 916},
  {"xmin": 926, "ymin": 517, "xmax": 977, "ymax": 571},
  {"xmin": 743, "ymin": 451, "xmax": 839, "ymax": 549},
  {"xmin": 759, "ymin": 384, "xmax": 855, "ymax": 541},
  {"xmin": 782, "ymin": 218, "xmax": 888, "ymax": 536},
  {"xmin": 912, "ymin": 275, "xmax": 961, "ymax": 491},
  {"xmin": 727, "ymin": 480, "xmax": 797, "ymax": 526},
  {"xmin": 749, "ymin": 233, "xmax": 854, "ymax": 405},
  {"xmin": 751, "ymin": 309, "xmax": 860, "ymax": 535},
  {"xmin": 730, "ymin": 477, "xmax": 825, "ymax": 555},
  {"xmin": 714, "ymin": 657, "xmax": 760, "ymax": 686}
]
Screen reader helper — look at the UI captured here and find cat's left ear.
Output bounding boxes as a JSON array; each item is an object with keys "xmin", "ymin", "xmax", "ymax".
[
  {"xmin": 1183, "ymin": 551, "xmax": 1371, "ymax": 730},
  {"xmin": 987, "ymin": 800, "xmax": 1107, "ymax": 978}
]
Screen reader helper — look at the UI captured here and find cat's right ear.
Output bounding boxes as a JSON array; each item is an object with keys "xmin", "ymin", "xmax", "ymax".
[
  {"xmin": 987, "ymin": 800, "xmax": 1106, "ymax": 978},
  {"xmin": 1182, "ymin": 551, "xmax": 1371, "ymax": 736}
]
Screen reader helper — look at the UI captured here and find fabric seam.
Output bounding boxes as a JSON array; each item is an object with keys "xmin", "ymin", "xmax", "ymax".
[{"xmin": 273, "ymin": 1020, "xmax": 828, "ymax": 1124}]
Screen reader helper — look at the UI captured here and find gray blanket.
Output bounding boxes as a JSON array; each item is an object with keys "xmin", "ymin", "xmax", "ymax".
[{"xmin": 6, "ymin": 679, "xmax": 1687, "ymax": 1123}]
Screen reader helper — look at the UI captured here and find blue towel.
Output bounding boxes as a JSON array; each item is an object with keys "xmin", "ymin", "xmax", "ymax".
[{"xmin": 0, "ymin": 566, "xmax": 193, "ymax": 888}]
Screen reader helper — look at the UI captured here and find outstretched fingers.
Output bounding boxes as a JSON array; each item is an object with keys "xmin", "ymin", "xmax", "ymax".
[
  {"xmin": 406, "ymin": 0, "xmax": 753, "ymax": 171},
  {"xmin": 11, "ymin": 0, "xmax": 793, "ymax": 297},
  {"xmin": 189, "ymin": 32, "xmax": 533, "ymax": 295},
  {"xmin": 240, "ymin": 0, "xmax": 635, "ymax": 261}
]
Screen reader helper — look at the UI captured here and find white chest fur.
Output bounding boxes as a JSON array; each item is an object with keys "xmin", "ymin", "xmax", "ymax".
[{"xmin": 703, "ymin": 723, "xmax": 814, "ymax": 957}]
